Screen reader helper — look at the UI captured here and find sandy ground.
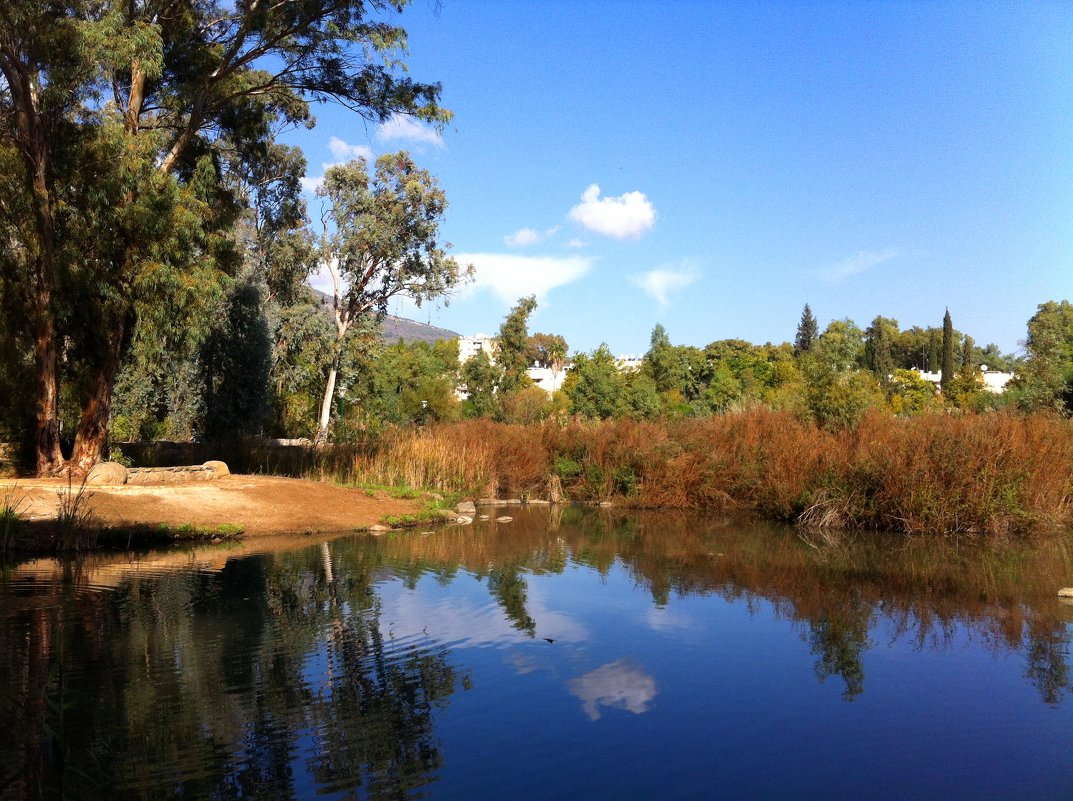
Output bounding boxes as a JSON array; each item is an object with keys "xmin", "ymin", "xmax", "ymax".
[{"xmin": 0, "ymin": 474, "xmax": 422, "ymax": 536}]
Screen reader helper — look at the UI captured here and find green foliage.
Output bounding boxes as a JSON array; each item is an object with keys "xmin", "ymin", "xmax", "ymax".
[
  {"xmin": 563, "ymin": 345, "xmax": 627, "ymax": 419},
  {"xmin": 864, "ymin": 316, "xmax": 898, "ymax": 392},
  {"xmin": 496, "ymin": 296, "xmax": 537, "ymax": 393},
  {"xmin": 816, "ymin": 319, "xmax": 865, "ymax": 373},
  {"xmin": 795, "ymin": 303, "xmax": 818, "ymax": 355},
  {"xmin": 889, "ymin": 369, "xmax": 939, "ymax": 415},
  {"xmin": 313, "ymin": 152, "xmax": 469, "ymax": 441},
  {"xmin": 461, "ymin": 349, "xmax": 502, "ymax": 419},
  {"xmin": 1017, "ymin": 300, "xmax": 1073, "ymax": 414},
  {"xmin": 0, "ymin": 488, "xmax": 28, "ymax": 553},
  {"xmin": 526, "ymin": 332, "xmax": 568, "ymax": 371},
  {"xmin": 805, "ymin": 360, "xmax": 884, "ymax": 429},
  {"xmin": 349, "ymin": 338, "xmax": 461, "ymax": 429},
  {"xmin": 0, "ymin": 0, "xmax": 449, "ymax": 470},
  {"xmin": 200, "ymin": 280, "xmax": 273, "ymax": 439},
  {"xmin": 941, "ymin": 309, "xmax": 955, "ymax": 397},
  {"xmin": 624, "ymin": 373, "xmax": 662, "ymax": 420}
]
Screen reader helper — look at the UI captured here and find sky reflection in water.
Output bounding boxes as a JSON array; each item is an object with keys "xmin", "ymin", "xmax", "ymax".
[{"xmin": 2, "ymin": 508, "xmax": 1072, "ymax": 800}]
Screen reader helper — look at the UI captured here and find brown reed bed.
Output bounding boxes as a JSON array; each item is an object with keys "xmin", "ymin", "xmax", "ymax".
[
  {"xmin": 343, "ymin": 411, "xmax": 1073, "ymax": 538},
  {"xmin": 120, "ymin": 410, "xmax": 1073, "ymax": 538}
]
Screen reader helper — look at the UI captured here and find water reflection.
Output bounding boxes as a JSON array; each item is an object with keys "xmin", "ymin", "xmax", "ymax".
[
  {"xmin": 0, "ymin": 538, "xmax": 462, "ymax": 800},
  {"xmin": 568, "ymin": 659, "xmax": 658, "ymax": 721},
  {"xmin": 1, "ymin": 510, "xmax": 1072, "ymax": 800}
]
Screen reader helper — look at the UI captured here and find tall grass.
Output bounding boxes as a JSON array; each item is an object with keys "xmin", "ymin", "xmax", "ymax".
[
  {"xmin": 343, "ymin": 411, "xmax": 1073, "ymax": 538},
  {"xmin": 118, "ymin": 410, "xmax": 1073, "ymax": 538}
]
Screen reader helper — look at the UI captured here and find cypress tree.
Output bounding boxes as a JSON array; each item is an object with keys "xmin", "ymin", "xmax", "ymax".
[
  {"xmin": 795, "ymin": 304, "xmax": 818, "ymax": 355},
  {"xmin": 941, "ymin": 309, "xmax": 955, "ymax": 396}
]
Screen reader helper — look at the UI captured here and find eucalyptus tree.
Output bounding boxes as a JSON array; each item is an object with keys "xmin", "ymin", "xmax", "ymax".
[
  {"xmin": 496, "ymin": 295, "xmax": 537, "ymax": 393},
  {"xmin": 313, "ymin": 153, "xmax": 469, "ymax": 443},
  {"xmin": 0, "ymin": 0, "xmax": 446, "ymax": 473}
]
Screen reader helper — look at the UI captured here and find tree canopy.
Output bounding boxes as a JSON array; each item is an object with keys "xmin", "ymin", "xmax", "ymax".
[{"xmin": 0, "ymin": 0, "xmax": 447, "ymax": 473}]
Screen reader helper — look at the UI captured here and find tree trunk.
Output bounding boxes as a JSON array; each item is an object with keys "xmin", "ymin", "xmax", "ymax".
[
  {"xmin": 0, "ymin": 42, "xmax": 64, "ymax": 475},
  {"xmin": 70, "ymin": 315, "xmax": 128, "ymax": 471},
  {"xmin": 315, "ymin": 358, "xmax": 340, "ymax": 446},
  {"xmin": 32, "ymin": 298, "xmax": 63, "ymax": 474}
]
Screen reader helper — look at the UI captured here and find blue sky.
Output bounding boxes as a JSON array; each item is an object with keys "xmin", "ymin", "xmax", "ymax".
[{"xmin": 289, "ymin": 1, "xmax": 1072, "ymax": 357}]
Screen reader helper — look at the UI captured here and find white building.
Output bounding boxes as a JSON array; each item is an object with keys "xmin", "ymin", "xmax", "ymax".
[
  {"xmin": 457, "ymin": 334, "xmax": 496, "ymax": 364},
  {"xmin": 914, "ymin": 367, "xmax": 1014, "ymax": 394},
  {"xmin": 456, "ymin": 334, "xmax": 568, "ymax": 396}
]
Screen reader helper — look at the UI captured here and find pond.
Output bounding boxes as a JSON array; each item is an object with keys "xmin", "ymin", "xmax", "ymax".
[{"xmin": 2, "ymin": 507, "xmax": 1072, "ymax": 800}]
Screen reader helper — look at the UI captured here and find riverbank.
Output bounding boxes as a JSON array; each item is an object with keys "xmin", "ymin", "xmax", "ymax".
[{"xmin": 0, "ymin": 474, "xmax": 423, "ymax": 550}]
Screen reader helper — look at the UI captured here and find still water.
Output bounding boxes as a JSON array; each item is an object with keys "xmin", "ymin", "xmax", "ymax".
[{"xmin": 2, "ymin": 507, "xmax": 1072, "ymax": 800}]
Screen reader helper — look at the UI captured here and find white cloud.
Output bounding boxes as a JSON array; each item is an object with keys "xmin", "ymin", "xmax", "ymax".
[
  {"xmin": 300, "ymin": 138, "xmax": 376, "ymax": 194},
  {"xmin": 456, "ymin": 252, "xmax": 594, "ymax": 304},
  {"xmin": 327, "ymin": 136, "xmax": 374, "ymax": 162},
  {"xmin": 568, "ymin": 184, "xmax": 656, "ymax": 239},
  {"xmin": 300, "ymin": 175, "xmax": 325, "ymax": 194},
  {"xmin": 823, "ymin": 248, "xmax": 898, "ymax": 283},
  {"xmin": 505, "ymin": 228, "xmax": 542, "ymax": 247},
  {"xmin": 377, "ymin": 113, "xmax": 444, "ymax": 148},
  {"xmin": 504, "ymin": 226, "xmax": 560, "ymax": 248},
  {"xmin": 630, "ymin": 265, "xmax": 699, "ymax": 309},
  {"xmin": 567, "ymin": 238, "xmax": 588, "ymax": 249}
]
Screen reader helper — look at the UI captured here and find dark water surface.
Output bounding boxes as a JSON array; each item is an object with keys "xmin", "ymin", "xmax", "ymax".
[{"xmin": 2, "ymin": 508, "xmax": 1072, "ymax": 800}]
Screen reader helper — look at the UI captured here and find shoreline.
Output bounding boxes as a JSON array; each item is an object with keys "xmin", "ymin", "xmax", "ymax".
[{"xmin": 0, "ymin": 474, "xmax": 423, "ymax": 551}]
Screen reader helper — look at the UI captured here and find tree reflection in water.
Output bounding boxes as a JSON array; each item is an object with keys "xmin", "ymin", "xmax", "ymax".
[
  {"xmin": 0, "ymin": 542, "xmax": 461, "ymax": 800},
  {"xmin": 373, "ymin": 507, "xmax": 1073, "ymax": 704},
  {"xmin": 2, "ymin": 508, "xmax": 1072, "ymax": 799}
]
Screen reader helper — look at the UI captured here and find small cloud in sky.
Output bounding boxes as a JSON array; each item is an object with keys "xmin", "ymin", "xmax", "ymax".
[
  {"xmin": 301, "ymin": 137, "xmax": 376, "ymax": 194},
  {"xmin": 506, "ymin": 228, "xmax": 542, "ymax": 247},
  {"xmin": 377, "ymin": 113, "xmax": 444, "ymax": 148},
  {"xmin": 823, "ymin": 248, "xmax": 899, "ymax": 283},
  {"xmin": 300, "ymin": 175, "xmax": 324, "ymax": 194},
  {"xmin": 569, "ymin": 184, "xmax": 656, "ymax": 239},
  {"xmin": 567, "ymin": 238, "xmax": 588, "ymax": 249},
  {"xmin": 455, "ymin": 252, "xmax": 593, "ymax": 305},
  {"xmin": 504, "ymin": 226, "xmax": 560, "ymax": 248},
  {"xmin": 328, "ymin": 136, "xmax": 374, "ymax": 162},
  {"xmin": 630, "ymin": 264, "xmax": 699, "ymax": 309}
]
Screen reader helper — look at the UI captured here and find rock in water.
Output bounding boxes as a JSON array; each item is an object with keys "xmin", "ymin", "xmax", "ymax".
[
  {"xmin": 86, "ymin": 462, "xmax": 128, "ymax": 486},
  {"xmin": 455, "ymin": 500, "xmax": 477, "ymax": 514}
]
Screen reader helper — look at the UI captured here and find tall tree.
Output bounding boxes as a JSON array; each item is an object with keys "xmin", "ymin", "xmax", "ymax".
[
  {"xmin": 864, "ymin": 316, "xmax": 898, "ymax": 392},
  {"xmin": 496, "ymin": 295, "xmax": 537, "ymax": 393},
  {"xmin": 1017, "ymin": 299, "xmax": 1073, "ymax": 413},
  {"xmin": 0, "ymin": 0, "xmax": 448, "ymax": 474},
  {"xmin": 816, "ymin": 319, "xmax": 864, "ymax": 373},
  {"xmin": 941, "ymin": 308, "xmax": 955, "ymax": 396},
  {"xmin": 795, "ymin": 304, "xmax": 818, "ymax": 355},
  {"xmin": 313, "ymin": 153, "xmax": 468, "ymax": 443}
]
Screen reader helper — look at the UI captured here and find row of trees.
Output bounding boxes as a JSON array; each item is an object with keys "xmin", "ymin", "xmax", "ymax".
[
  {"xmin": 559, "ymin": 302, "xmax": 1072, "ymax": 428},
  {"xmin": 0, "ymin": 0, "xmax": 455, "ymax": 475}
]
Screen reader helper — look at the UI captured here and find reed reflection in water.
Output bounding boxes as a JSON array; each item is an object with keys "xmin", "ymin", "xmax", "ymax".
[{"xmin": 1, "ymin": 509, "xmax": 1072, "ymax": 800}]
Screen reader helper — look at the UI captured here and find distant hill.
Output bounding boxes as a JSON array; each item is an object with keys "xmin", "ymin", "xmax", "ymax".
[
  {"xmin": 309, "ymin": 288, "xmax": 460, "ymax": 344},
  {"xmin": 381, "ymin": 314, "xmax": 460, "ymax": 345}
]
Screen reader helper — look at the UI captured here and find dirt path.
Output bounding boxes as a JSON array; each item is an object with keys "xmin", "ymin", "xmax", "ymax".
[{"xmin": 0, "ymin": 474, "xmax": 422, "ymax": 536}]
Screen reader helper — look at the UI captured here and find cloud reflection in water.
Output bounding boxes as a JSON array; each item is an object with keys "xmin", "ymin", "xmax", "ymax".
[{"xmin": 568, "ymin": 659, "xmax": 658, "ymax": 721}]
